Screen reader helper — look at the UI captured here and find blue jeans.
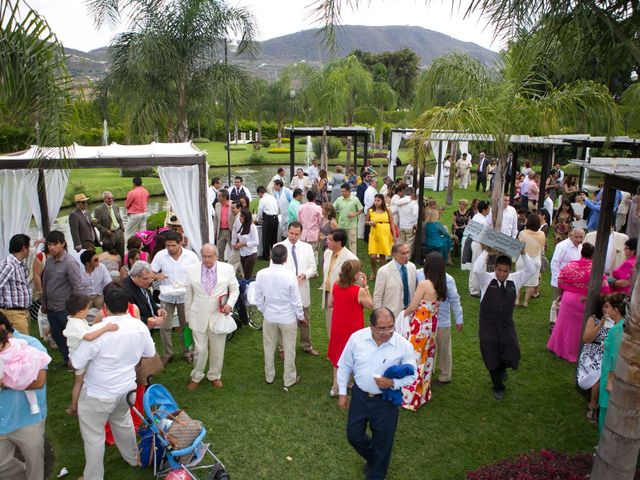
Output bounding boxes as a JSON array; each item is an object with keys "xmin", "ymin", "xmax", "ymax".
[{"xmin": 47, "ymin": 310, "xmax": 69, "ymax": 363}]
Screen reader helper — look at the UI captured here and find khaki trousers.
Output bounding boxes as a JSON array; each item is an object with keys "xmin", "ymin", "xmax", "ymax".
[
  {"xmin": 436, "ymin": 326, "xmax": 452, "ymax": 382},
  {"xmin": 216, "ymin": 230, "xmax": 231, "ymax": 261},
  {"xmin": 227, "ymin": 249, "xmax": 244, "ymax": 279},
  {"xmin": 279, "ymin": 307, "xmax": 312, "ymax": 352},
  {"xmin": 263, "ymin": 320, "xmax": 297, "ymax": 386},
  {"xmin": 347, "ymin": 228, "xmax": 357, "ymax": 254},
  {"xmin": 468, "ymin": 241, "xmax": 483, "ymax": 295},
  {"xmin": 0, "ymin": 308, "xmax": 29, "ymax": 335},
  {"xmin": 78, "ymin": 388, "xmax": 138, "ymax": 480},
  {"xmin": 190, "ymin": 328, "xmax": 227, "ymax": 382},
  {"xmin": 0, "ymin": 421, "xmax": 44, "ymax": 480},
  {"xmin": 399, "ymin": 228, "xmax": 416, "ymax": 253},
  {"xmin": 124, "ymin": 212, "xmax": 147, "ymax": 241},
  {"xmin": 88, "ymin": 295, "xmax": 104, "ymax": 310},
  {"xmin": 325, "ymin": 292, "xmax": 333, "ymax": 338},
  {"xmin": 160, "ymin": 301, "xmax": 187, "ymax": 360}
]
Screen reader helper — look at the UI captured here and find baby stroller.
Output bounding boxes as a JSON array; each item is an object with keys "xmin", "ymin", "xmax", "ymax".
[
  {"xmin": 128, "ymin": 384, "xmax": 229, "ymax": 479},
  {"xmin": 228, "ymin": 278, "xmax": 263, "ymax": 340}
]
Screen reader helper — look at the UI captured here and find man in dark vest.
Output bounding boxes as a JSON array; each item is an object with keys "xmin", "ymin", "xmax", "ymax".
[{"xmin": 473, "ymin": 246, "xmax": 535, "ymax": 400}]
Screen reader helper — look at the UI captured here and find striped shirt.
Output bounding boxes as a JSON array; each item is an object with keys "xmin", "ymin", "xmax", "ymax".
[{"xmin": 0, "ymin": 254, "xmax": 31, "ymax": 309}]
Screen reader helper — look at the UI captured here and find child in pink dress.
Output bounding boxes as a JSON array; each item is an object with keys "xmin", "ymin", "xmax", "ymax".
[{"xmin": 0, "ymin": 328, "xmax": 51, "ymax": 414}]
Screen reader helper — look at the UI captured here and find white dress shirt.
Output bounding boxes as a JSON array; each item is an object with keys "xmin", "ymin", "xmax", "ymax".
[
  {"xmin": 544, "ymin": 196, "xmax": 554, "ymax": 214},
  {"xmin": 471, "ymin": 212, "xmax": 491, "ymax": 227},
  {"xmin": 416, "ymin": 271, "xmax": 463, "ymax": 328},
  {"xmin": 71, "ymin": 314, "xmax": 156, "ymax": 400},
  {"xmin": 231, "ymin": 222, "xmax": 259, "ymax": 257},
  {"xmin": 257, "ymin": 193, "xmax": 280, "ymax": 220},
  {"xmin": 337, "ymin": 328, "xmax": 417, "ymax": 396},
  {"xmin": 274, "ymin": 239, "xmax": 317, "ymax": 308},
  {"xmin": 500, "ymin": 205, "xmax": 518, "ymax": 238},
  {"xmin": 84, "ymin": 263, "xmax": 112, "ymax": 296},
  {"xmin": 364, "ymin": 186, "xmax": 378, "ymax": 212},
  {"xmin": 473, "ymin": 251, "xmax": 535, "ymax": 300},
  {"xmin": 151, "ymin": 248, "xmax": 200, "ymax": 303},
  {"xmin": 396, "ymin": 197, "xmax": 419, "ymax": 229},
  {"xmin": 520, "ymin": 176, "xmax": 530, "ymax": 196},
  {"xmin": 307, "ymin": 165, "xmax": 319, "ymax": 182},
  {"xmin": 550, "ymin": 238, "xmax": 582, "ymax": 287},
  {"xmin": 254, "ymin": 264, "xmax": 304, "ymax": 324}
]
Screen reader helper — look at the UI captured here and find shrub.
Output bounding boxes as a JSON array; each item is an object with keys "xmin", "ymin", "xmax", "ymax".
[
  {"xmin": 280, "ymin": 137, "xmax": 290, "ymax": 143},
  {"xmin": 247, "ymin": 151, "xmax": 266, "ymax": 164},
  {"xmin": 224, "ymin": 145, "xmax": 247, "ymax": 151},
  {"xmin": 64, "ymin": 182, "xmax": 87, "ymax": 205},
  {"xmin": 146, "ymin": 211, "xmax": 165, "ymax": 230},
  {"xmin": 120, "ymin": 167, "xmax": 155, "ymax": 178},
  {"xmin": 312, "ymin": 137, "xmax": 342, "ymax": 159},
  {"xmin": 192, "ymin": 137, "xmax": 210, "ymax": 143},
  {"xmin": 298, "ymin": 137, "xmax": 309, "ymax": 145},
  {"xmin": 0, "ymin": 124, "xmax": 32, "ymax": 153},
  {"xmin": 267, "ymin": 147, "xmax": 290, "ymax": 154},
  {"xmin": 260, "ymin": 139, "xmax": 271, "ymax": 148}
]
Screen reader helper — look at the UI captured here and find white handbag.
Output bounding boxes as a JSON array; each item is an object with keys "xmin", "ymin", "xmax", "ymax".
[{"xmin": 212, "ymin": 313, "xmax": 237, "ymax": 335}]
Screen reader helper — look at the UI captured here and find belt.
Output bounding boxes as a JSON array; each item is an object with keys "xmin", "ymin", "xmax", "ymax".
[
  {"xmin": 264, "ymin": 214, "xmax": 278, "ymax": 218},
  {"xmin": 355, "ymin": 384, "xmax": 382, "ymax": 398},
  {"xmin": 0, "ymin": 306, "xmax": 27, "ymax": 311}
]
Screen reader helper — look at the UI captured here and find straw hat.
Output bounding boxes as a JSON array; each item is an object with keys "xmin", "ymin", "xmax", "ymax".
[
  {"xmin": 167, "ymin": 215, "xmax": 182, "ymax": 226},
  {"xmin": 74, "ymin": 193, "xmax": 90, "ymax": 202}
]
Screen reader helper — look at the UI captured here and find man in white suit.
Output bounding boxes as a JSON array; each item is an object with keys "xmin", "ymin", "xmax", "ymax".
[
  {"xmin": 584, "ymin": 226, "xmax": 629, "ymax": 275},
  {"xmin": 321, "ymin": 228, "xmax": 357, "ymax": 336},
  {"xmin": 372, "ymin": 243, "xmax": 417, "ymax": 317},
  {"xmin": 276, "ymin": 221, "xmax": 319, "ymax": 356},
  {"xmin": 184, "ymin": 244, "xmax": 239, "ymax": 391}
]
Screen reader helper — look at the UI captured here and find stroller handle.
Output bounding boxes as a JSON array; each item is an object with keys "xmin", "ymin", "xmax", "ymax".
[{"xmin": 126, "ymin": 389, "xmax": 137, "ymax": 408}]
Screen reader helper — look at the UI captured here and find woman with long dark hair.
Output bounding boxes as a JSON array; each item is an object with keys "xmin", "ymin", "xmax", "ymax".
[
  {"xmin": 366, "ymin": 193, "xmax": 396, "ymax": 280},
  {"xmin": 400, "ymin": 252, "xmax": 447, "ymax": 411},
  {"xmin": 553, "ymin": 199, "xmax": 578, "ymax": 244},
  {"xmin": 232, "ymin": 208, "xmax": 259, "ymax": 279}
]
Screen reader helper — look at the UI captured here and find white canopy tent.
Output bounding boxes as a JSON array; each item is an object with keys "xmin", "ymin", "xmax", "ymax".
[{"xmin": 0, "ymin": 142, "xmax": 212, "ymax": 260}]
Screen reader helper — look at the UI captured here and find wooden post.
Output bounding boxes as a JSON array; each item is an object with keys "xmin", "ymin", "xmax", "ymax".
[
  {"xmin": 436, "ymin": 141, "xmax": 443, "ymax": 191},
  {"xmin": 363, "ymin": 132, "xmax": 368, "ymax": 168},
  {"xmin": 37, "ymin": 168, "xmax": 50, "ymax": 236},
  {"xmin": 413, "ymin": 153, "xmax": 426, "ymax": 265},
  {"xmin": 412, "ymin": 143, "xmax": 419, "ymax": 190},
  {"xmin": 353, "ymin": 135, "xmax": 358, "ymax": 173},
  {"xmin": 580, "ymin": 179, "xmax": 615, "ymax": 350},
  {"xmin": 198, "ymin": 157, "xmax": 210, "ymax": 244},
  {"xmin": 289, "ymin": 133, "xmax": 295, "ymax": 180},
  {"xmin": 509, "ymin": 150, "xmax": 519, "ymax": 203},
  {"xmin": 539, "ymin": 147, "xmax": 552, "ymax": 210}
]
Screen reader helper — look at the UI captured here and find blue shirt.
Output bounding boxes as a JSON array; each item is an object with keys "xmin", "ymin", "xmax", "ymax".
[
  {"xmin": 337, "ymin": 328, "xmax": 417, "ymax": 396},
  {"xmin": 584, "ymin": 191, "xmax": 622, "ymax": 232},
  {"xmin": 416, "ymin": 271, "xmax": 463, "ymax": 328},
  {"xmin": 0, "ymin": 332, "xmax": 48, "ymax": 435}
]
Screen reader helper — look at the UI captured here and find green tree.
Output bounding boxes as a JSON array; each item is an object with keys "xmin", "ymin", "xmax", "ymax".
[
  {"xmin": 95, "ymin": 0, "xmax": 257, "ymax": 142},
  {"xmin": 371, "ymin": 81, "xmax": 397, "ymax": 148}
]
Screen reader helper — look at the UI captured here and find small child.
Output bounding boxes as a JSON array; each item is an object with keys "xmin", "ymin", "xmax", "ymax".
[
  {"xmin": 0, "ymin": 324, "xmax": 51, "ymax": 414},
  {"xmin": 63, "ymin": 293, "xmax": 119, "ymax": 415}
]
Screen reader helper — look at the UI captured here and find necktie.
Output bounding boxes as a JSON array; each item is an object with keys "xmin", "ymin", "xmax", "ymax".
[
  {"xmin": 204, "ymin": 267, "xmax": 216, "ymax": 295},
  {"xmin": 400, "ymin": 264, "xmax": 410, "ymax": 308},
  {"xmin": 291, "ymin": 244, "xmax": 298, "ymax": 275},
  {"xmin": 108, "ymin": 205, "xmax": 119, "ymax": 230},
  {"xmin": 142, "ymin": 288, "xmax": 154, "ymax": 314}
]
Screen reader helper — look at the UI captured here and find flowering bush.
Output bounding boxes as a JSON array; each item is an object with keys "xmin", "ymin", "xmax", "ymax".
[
  {"xmin": 465, "ymin": 450, "xmax": 640, "ymax": 480},
  {"xmin": 267, "ymin": 147, "xmax": 290, "ymax": 154}
]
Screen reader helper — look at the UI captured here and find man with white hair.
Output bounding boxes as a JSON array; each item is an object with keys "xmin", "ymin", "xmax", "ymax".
[
  {"xmin": 550, "ymin": 228, "xmax": 584, "ymax": 297},
  {"xmin": 94, "ymin": 191, "xmax": 125, "ymax": 257},
  {"xmin": 122, "ymin": 261, "xmax": 166, "ymax": 328},
  {"xmin": 184, "ymin": 244, "xmax": 239, "ymax": 390}
]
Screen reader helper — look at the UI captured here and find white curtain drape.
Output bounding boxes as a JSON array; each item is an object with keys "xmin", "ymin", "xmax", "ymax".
[
  {"xmin": 388, "ymin": 132, "xmax": 404, "ymax": 178},
  {"xmin": 29, "ymin": 170, "xmax": 70, "ymax": 236},
  {"xmin": 157, "ymin": 165, "xmax": 213, "ymax": 257},
  {"xmin": 0, "ymin": 170, "xmax": 38, "ymax": 260},
  {"xmin": 458, "ymin": 141, "xmax": 469, "ymax": 158},
  {"xmin": 430, "ymin": 140, "xmax": 449, "ymax": 192}
]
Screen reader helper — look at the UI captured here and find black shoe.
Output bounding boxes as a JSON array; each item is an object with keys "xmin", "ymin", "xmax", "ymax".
[
  {"xmin": 493, "ymin": 389, "xmax": 505, "ymax": 400},
  {"xmin": 501, "ymin": 371, "xmax": 508, "ymax": 383}
]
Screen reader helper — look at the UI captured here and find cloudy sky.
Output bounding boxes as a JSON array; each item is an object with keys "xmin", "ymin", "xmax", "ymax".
[{"xmin": 28, "ymin": 0, "xmax": 502, "ymax": 52}]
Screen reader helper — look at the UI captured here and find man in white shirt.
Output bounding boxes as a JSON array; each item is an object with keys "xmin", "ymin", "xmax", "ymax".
[
  {"xmin": 290, "ymin": 168, "xmax": 312, "ymax": 195},
  {"xmin": 476, "ymin": 152, "xmax": 488, "ymax": 192},
  {"xmin": 363, "ymin": 177, "xmax": 378, "ymax": 243},
  {"xmin": 257, "ymin": 186, "xmax": 280, "ymax": 261},
  {"xmin": 229, "ymin": 176, "xmax": 252, "ymax": 203},
  {"xmin": 273, "ymin": 180, "xmax": 293, "ymax": 240},
  {"xmin": 275, "ymin": 222, "xmax": 319, "ymax": 356},
  {"xmin": 267, "ymin": 168, "xmax": 286, "ymax": 194},
  {"xmin": 550, "ymin": 227, "xmax": 584, "ymax": 296},
  {"xmin": 467, "ymin": 201, "xmax": 492, "ymax": 296},
  {"xmin": 71, "ymin": 286, "xmax": 156, "ymax": 480},
  {"xmin": 499, "ymin": 194, "xmax": 518, "ymax": 239},
  {"xmin": 337, "ymin": 307, "xmax": 417, "ymax": 480},
  {"xmin": 255, "ymin": 244, "xmax": 305, "ymax": 390},
  {"xmin": 554, "ymin": 162, "xmax": 564, "ymax": 184},
  {"xmin": 151, "ymin": 230, "xmax": 199, "ymax": 365},
  {"xmin": 473, "ymin": 247, "xmax": 535, "ymax": 400},
  {"xmin": 519, "ymin": 172, "xmax": 531, "ymax": 209},
  {"xmin": 80, "ymin": 250, "xmax": 112, "ymax": 309},
  {"xmin": 208, "ymin": 177, "xmax": 222, "ymax": 209},
  {"xmin": 394, "ymin": 187, "xmax": 419, "ymax": 253},
  {"xmin": 307, "ymin": 158, "xmax": 319, "ymax": 184}
]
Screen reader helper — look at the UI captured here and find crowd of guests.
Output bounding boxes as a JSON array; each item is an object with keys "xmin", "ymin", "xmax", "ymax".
[{"xmin": 0, "ymin": 156, "xmax": 636, "ymax": 480}]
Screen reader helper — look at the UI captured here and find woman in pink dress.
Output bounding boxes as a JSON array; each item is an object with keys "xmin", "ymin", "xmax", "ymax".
[
  {"xmin": 547, "ymin": 243, "xmax": 610, "ymax": 362},
  {"xmin": 327, "ymin": 260, "xmax": 373, "ymax": 397},
  {"xmin": 610, "ymin": 238, "xmax": 637, "ymax": 294}
]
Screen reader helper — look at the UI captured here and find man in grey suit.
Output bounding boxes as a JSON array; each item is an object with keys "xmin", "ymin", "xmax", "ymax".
[
  {"xmin": 69, "ymin": 193, "xmax": 97, "ymax": 251},
  {"xmin": 372, "ymin": 243, "xmax": 417, "ymax": 317},
  {"xmin": 94, "ymin": 191, "xmax": 125, "ymax": 257}
]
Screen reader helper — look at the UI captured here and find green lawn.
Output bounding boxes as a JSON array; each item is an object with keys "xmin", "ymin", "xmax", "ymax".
[{"xmin": 42, "ymin": 185, "xmax": 597, "ymax": 480}]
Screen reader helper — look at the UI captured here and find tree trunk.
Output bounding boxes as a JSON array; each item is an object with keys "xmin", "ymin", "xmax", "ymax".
[
  {"xmin": 446, "ymin": 144, "xmax": 457, "ymax": 206},
  {"xmin": 176, "ymin": 80, "xmax": 188, "ymax": 142},
  {"xmin": 277, "ymin": 119, "xmax": 283, "ymax": 148},
  {"xmin": 321, "ymin": 124, "xmax": 329, "ymax": 171},
  {"xmin": 491, "ymin": 154, "xmax": 507, "ymax": 230},
  {"xmin": 345, "ymin": 136, "xmax": 352, "ymax": 170},
  {"xmin": 234, "ymin": 119, "xmax": 239, "ymax": 144},
  {"xmin": 257, "ymin": 114, "xmax": 263, "ymax": 142},
  {"xmin": 591, "ymin": 255, "xmax": 640, "ymax": 479}
]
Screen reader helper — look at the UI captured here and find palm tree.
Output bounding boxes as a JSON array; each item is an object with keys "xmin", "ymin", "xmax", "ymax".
[
  {"xmin": 0, "ymin": 0, "xmax": 71, "ymax": 148},
  {"xmin": 371, "ymin": 81, "xmax": 397, "ymax": 149},
  {"xmin": 412, "ymin": 34, "xmax": 619, "ymax": 227},
  {"xmin": 96, "ymin": 0, "xmax": 257, "ymax": 142}
]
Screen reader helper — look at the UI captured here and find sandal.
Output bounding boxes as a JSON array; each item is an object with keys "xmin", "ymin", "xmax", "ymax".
[{"xmin": 587, "ymin": 407, "xmax": 598, "ymax": 424}]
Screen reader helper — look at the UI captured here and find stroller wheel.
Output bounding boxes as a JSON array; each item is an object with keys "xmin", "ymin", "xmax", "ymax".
[
  {"xmin": 247, "ymin": 305, "xmax": 263, "ymax": 330},
  {"xmin": 226, "ymin": 330, "xmax": 235, "ymax": 341},
  {"xmin": 207, "ymin": 464, "xmax": 230, "ymax": 480}
]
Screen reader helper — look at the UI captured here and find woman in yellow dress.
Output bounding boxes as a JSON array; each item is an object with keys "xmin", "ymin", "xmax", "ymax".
[{"xmin": 366, "ymin": 193, "xmax": 396, "ymax": 280}]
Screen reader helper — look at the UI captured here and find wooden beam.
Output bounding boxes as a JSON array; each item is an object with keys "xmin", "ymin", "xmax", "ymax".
[
  {"xmin": 37, "ymin": 168, "xmax": 50, "ymax": 236},
  {"xmin": 289, "ymin": 134, "xmax": 295, "ymax": 180},
  {"xmin": 198, "ymin": 157, "xmax": 210, "ymax": 245},
  {"xmin": 363, "ymin": 133, "xmax": 368, "ymax": 166},
  {"xmin": 353, "ymin": 136, "xmax": 358, "ymax": 173},
  {"xmin": 0, "ymin": 155, "xmax": 205, "ymax": 170},
  {"xmin": 413, "ymin": 157, "xmax": 426, "ymax": 265}
]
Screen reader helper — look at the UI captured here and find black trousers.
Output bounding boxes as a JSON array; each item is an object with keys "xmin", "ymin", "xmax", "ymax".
[
  {"xmin": 364, "ymin": 224, "xmax": 371, "ymax": 244},
  {"xmin": 489, "ymin": 364, "xmax": 507, "ymax": 392},
  {"xmin": 261, "ymin": 215, "xmax": 279, "ymax": 260},
  {"xmin": 48, "ymin": 309, "xmax": 70, "ymax": 363},
  {"xmin": 476, "ymin": 172, "xmax": 486, "ymax": 191},
  {"xmin": 347, "ymin": 385, "xmax": 399, "ymax": 480}
]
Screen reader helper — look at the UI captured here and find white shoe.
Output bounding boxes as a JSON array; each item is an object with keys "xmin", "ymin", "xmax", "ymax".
[{"xmin": 329, "ymin": 387, "xmax": 338, "ymax": 397}]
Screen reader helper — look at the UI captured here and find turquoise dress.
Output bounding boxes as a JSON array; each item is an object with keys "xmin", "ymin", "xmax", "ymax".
[
  {"xmin": 423, "ymin": 221, "xmax": 452, "ymax": 260},
  {"xmin": 599, "ymin": 319, "xmax": 625, "ymax": 432}
]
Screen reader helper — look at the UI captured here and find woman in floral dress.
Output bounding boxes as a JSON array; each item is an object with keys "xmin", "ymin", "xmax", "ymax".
[
  {"xmin": 400, "ymin": 252, "xmax": 447, "ymax": 411},
  {"xmin": 552, "ymin": 200, "xmax": 578, "ymax": 244}
]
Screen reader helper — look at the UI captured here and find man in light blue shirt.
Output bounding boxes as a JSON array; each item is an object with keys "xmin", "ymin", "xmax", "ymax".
[
  {"xmin": 0, "ymin": 315, "xmax": 47, "ymax": 480},
  {"xmin": 417, "ymin": 269, "xmax": 464, "ymax": 383},
  {"xmin": 337, "ymin": 307, "xmax": 416, "ymax": 479},
  {"xmin": 582, "ymin": 189, "xmax": 622, "ymax": 232}
]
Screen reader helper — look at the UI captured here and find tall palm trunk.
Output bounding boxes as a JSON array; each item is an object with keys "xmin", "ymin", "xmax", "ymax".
[
  {"xmin": 591, "ymin": 255, "xmax": 640, "ymax": 479},
  {"xmin": 176, "ymin": 80, "xmax": 188, "ymax": 142},
  {"xmin": 491, "ymin": 153, "xmax": 508, "ymax": 230},
  {"xmin": 321, "ymin": 124, "xmax": 329, "ymax": 171}
]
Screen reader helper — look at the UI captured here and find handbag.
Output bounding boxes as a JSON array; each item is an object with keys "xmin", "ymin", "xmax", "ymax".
[
  {"xmin": 387, "ymin": 211, "xmax": 399, "ymax": 239},
  {"xmin": 164, "ymin": 409, "xmax": 203, "ymax": 463},
  {"xmin": 135, "ymin": 354, "xmax": 164, "ymax": 385},
  {"xmin": 212, "ymin": 313, "xmax": 237, "ymax": 335},
  {"xmin": 549, "ymin": 298, "xmax": 560, "ymax": 335}
]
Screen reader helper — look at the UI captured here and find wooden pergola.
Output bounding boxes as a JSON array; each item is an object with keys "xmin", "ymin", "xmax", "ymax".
[
  {"xmin": 0, "ymin": 145, "xmax": 211, "ymax": 242},
  {"xmin": 284, "ymin": 126, "xmax": 374, "ymax": 179}
]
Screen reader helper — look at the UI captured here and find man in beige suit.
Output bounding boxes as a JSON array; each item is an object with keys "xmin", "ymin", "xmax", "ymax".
[
  {"xmin": 373, "ymin": 243, "xmax": 417, "ymax": 317},
  {"xmin": 583, "ymin": 227, "xmax": 629, "ymax": 275},
  {"xmin": 321, "ymin": 229, "xmax": 357, "ymax": 336},
  {"xmin": 184, "ymin": 244, "xmax": 239, "ymax": 390}
]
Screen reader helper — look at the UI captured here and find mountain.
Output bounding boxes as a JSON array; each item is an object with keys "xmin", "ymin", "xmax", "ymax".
[{"xmin": 63, "ymin": 25, "xmax": 499, "ymax": 85}]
